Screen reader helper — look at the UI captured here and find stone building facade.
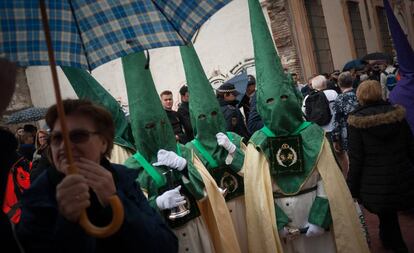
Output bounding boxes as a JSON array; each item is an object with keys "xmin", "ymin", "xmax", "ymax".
[{"xmin": 266, "ymin": 0, "xmax": 414, "ymax": 81}]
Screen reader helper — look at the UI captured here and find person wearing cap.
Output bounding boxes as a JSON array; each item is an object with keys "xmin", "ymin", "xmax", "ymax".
[
  {"xmin": 243, "ymin": 1, "xmax": 370, "ymax": 253},
  {"xmin": 180, "ymin": 44, "xmax": 247, "ymax": 253},
  {"xmin": 177, "ymin": 85, "xmax": 194, "ymax": 142},
  {"xmin": 216, "ymin": 83, "xmax": 250, "ymax": 140},
  {"xmin": 122, "ymin": 52, "xmax": 240, "ymax": 253},
  {"xmin": 238, "ymin": 75, "xmax": 256, "ymax": 122}
]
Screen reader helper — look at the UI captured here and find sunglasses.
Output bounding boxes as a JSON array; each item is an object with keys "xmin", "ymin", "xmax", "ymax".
[{"xmin": 50, "ymin": 129, "xmax": 99, "ymax": 146}]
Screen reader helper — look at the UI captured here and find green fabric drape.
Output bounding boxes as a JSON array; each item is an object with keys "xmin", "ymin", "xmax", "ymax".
[{"xmin": 62, "ymin": 66, "xmax": 135, "ymax": 150}]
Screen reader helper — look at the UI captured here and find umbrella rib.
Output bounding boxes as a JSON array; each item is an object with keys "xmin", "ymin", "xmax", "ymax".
[
  {"xmin": 150, "ymin": 0, "xmax": 188, "ymax": 44},
  {"xmin": 68, "ymin": 0, "xmax": 92, "ymax": 71}
]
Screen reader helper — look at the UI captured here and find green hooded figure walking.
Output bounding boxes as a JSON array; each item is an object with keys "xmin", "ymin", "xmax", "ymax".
[
  {"xmin": 243, "ymin": 1, "xmax": 370, "ymax": 253},
  {"xmin": 181, "ymin": 44, "xmax": 248, "ymax": 253},
  {"xmin": 122, "ymin": 52, "xmax": 215, "ymax": 253}
]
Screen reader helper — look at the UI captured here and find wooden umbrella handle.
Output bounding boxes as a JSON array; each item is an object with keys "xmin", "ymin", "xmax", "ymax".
[
  {"xmin": 79, "ymin": 195, "xmax": 125, "ymax": 238},
  {"xmin": 40, "ymin": 0, "xmax": 124, "ymax": 238}
]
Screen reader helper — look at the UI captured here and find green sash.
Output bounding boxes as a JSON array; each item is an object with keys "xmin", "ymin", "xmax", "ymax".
[
  {"xmin": 191, "ymin": 132, "xmax": 235, "ymax": 169},
  {"xmin": 133, "ymin": 145, "xmax": 184, "ymax": 188},
  {"xmin": 261, "ymin": 121, "xmax": 312, "ymax": 137},
  {"xmin": 132, "ymin": 152, "xmax": 166, "ymax": 188}
]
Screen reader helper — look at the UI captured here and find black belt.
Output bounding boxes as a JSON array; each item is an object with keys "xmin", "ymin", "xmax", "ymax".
[{"xmin": 273, "ymin": 185, "xmax": 317, "ymax": 199}]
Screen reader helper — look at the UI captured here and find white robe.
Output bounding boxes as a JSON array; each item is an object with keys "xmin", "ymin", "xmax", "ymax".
[
  {"xmin": 173, "ymin": 217, "xmax": 216, "ymax": 253},
  {"xmin": 273, "ymin": 170, "xmax": 336, "ymax": 253},
  {"xmin": 227, "ymin": 196, "xmax": 248, "ymax": 253}
]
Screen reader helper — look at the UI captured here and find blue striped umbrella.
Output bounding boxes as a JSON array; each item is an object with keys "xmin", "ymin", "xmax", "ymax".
[{"xmin": 0, "ymin": 0, "xmax": 230, "ymax": 70}]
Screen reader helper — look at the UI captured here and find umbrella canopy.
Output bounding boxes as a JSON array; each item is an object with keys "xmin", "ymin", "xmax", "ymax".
[
  {"xmin": 0, "ymin": 0, "xmax": 230, "ymax": 70},
  {"xmin": 6, "ymin": 107, "xmax": 48, "ymax": 124},
  {"xmin": 342, "ymin": 59, "xmax": 366, "ymax": 71},
  {"xmin": 225, "ymin": 72, "xmax": 249, "ymax": 102},
  {"xmin": 361, "ymin": 52, "xmax": 393, "ymax": 64}
]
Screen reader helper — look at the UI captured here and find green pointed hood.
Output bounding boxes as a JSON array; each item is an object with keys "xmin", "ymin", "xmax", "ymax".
[
  {"xmin": 180, "ymin": 44, "xmax": 229, "ymax": 163},
  {"xmin": 61, "ymin": 66, "xmax": 135, "ymax": 150},
  {"xmin": 248, "ymin": 0, "xmax": 303, "ymax": 136},
  {"xmin": 122, "ymin": 52, "xmax": 176, "ymax": 162}
]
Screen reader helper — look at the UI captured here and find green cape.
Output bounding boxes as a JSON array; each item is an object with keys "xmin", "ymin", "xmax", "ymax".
[{"xmin": 61, "ymin": 66, "xmax": 135, "ymax": 151}]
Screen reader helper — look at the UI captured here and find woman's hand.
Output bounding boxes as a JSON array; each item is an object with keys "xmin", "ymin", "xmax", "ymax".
[
  {"xmin": 56, "ymin": 174, "xmax": 90, "ymax": 222},
  {"xmin": 76, "ymin": 158, "xmax": 116, "ymax": 207}
]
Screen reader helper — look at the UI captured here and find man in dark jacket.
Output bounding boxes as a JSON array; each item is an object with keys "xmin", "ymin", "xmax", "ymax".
[
  {"xmin": 238, "ymin": 75, "xmax": 256, "ymax": 122},
  {"xmin": 247, "ymin": 93, "xmax": 263, "ymax": 134},
  {"xmin": 176, "ymin": 85, "xmax": 194, "ymax": 141},
  {"xmin": 216, "ymin": 83, "xmax": 250, "ymax": 139},
  {"xmin": 160, "ymin": 90, "xmax": 189, "ymax": 144}
]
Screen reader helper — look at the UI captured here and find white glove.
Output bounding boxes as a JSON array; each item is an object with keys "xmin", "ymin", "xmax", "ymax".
[
  {"xmin": 305, "ymin": 223, "xmax": 325, "ymax": 237},
  {"xmin": 216, "ymin": 132, "xmax": 236, "ymax": 154},
  {"xmin": 156, "ymin": 186, "xmax": 186, "ymax": 210},
  {"xmin": 152, "ymin": 149, "xmax": 187, "ymax": 171}
]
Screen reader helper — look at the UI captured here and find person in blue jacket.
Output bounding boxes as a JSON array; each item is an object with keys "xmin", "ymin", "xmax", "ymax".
[{"xmin": 17, "ymin": 99, "xmax": 178, "ymax": 253}]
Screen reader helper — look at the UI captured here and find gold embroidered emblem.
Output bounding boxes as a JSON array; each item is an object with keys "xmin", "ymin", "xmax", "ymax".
[{"xmin": 276, "ymin": 143, "xmax": 298, "ymax": 167}]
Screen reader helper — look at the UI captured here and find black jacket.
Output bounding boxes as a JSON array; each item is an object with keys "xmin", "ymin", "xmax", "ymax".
[
  {"xmin": 218, "ymin": 97, "xmax": 250, "ymax": 139},
  {"xmin": 177, "ymin": 102, "xmax": 194, "ymax": 141},
  {"xmin": 165, "ymin": 109, "xmax": 189, "ymax": 144},
  {"xmin": 347, "ymin": 102, "xmax": 414, "ymax": 214},
  {"xmin": 17, "ymin": 161, "xmax": 178, "ymax": 253}
]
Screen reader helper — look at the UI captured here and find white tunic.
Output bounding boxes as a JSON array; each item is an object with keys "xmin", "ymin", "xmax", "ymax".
[
  {"xmin": 173, "ymin": 217, "xmax": 216, "ymax": 253},
  {"xmin": 227, "ymin": 196, "xmax": 248, "ymax": 253},
  {"xmin": 273, "ymin": 170, "xmax": 336, "ymax": 253}
]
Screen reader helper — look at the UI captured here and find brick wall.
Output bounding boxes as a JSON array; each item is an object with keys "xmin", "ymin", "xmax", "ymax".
[{"xmin": 266, "ymin": 0, "xmax": 304, "ymax": 81}]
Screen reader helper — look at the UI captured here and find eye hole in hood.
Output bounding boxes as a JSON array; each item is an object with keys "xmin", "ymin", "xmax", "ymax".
[
  {"xmin": 266, "ymin": 98, "xmax": 275, "ymax": 104},
  {"xmin": 198, "ymin": 114, "xmax": 206, "ymax": 120},
  {"xmin": 145, "ymin": 122, "xmax": 156, "ymax": 129},
  {"xmin": 280, "ymin": 95, "xmax": 289, "ymax": 101}
]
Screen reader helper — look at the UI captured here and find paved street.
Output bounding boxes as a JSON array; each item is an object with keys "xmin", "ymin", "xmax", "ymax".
[{"xmin": 363, "ymin": 208, "xmax": 414, "ymax": 252}]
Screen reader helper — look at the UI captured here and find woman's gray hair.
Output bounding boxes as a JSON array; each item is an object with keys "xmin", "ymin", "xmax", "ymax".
[
  {"xmin": 311, "ymin": 75, "xmax": 327, "ymax": 91},
  {"xmin": 338, "ymin": 71, "xmax": 353, "ymax": 88}
]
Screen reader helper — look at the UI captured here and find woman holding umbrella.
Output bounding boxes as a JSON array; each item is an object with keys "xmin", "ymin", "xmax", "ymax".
[{"xmin": 17, "ymin": 99, "xmax": 178, "ymax": 252}]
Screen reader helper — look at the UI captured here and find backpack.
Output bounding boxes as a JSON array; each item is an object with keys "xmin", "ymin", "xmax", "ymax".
[
  {"xmin": 384, "ymin": 68, "xmax": 398, "ymax": 91},
  {"xmin": 304, "ymin": 90, "xmax": 332, "ymax": 126}
]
